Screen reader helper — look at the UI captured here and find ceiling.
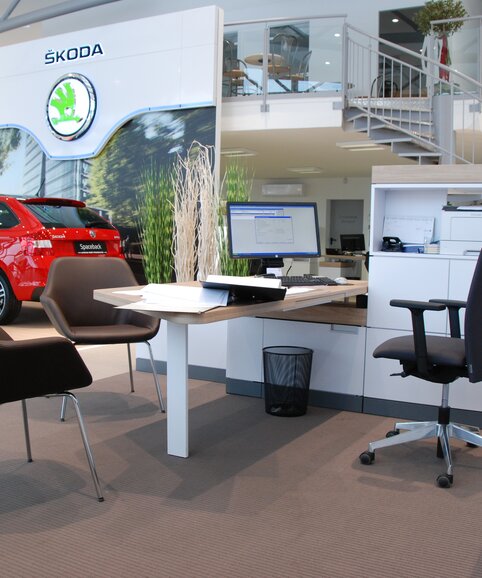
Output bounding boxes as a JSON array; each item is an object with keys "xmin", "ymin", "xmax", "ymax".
[
  {"xmin": 220, "ymin": 125, "xmax": 414, "ymax": 180},
  {"xmin": 1, "ymin": 1, "xmax": 479, "ymax": 182}
]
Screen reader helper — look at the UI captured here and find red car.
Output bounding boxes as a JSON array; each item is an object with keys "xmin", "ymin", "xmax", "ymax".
[{"xmin": 0, "ymin": 196, "xmax": 124, "ymax": 324}]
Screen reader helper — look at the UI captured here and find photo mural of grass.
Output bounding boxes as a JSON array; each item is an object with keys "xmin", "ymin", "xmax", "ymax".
[
  {"xmin": 218, "ymin": 162, "xmax": 251, "ymax": 276},
  {"xmin": 137, "ymin": 162, "xmax": 175, "ymax": 284}
]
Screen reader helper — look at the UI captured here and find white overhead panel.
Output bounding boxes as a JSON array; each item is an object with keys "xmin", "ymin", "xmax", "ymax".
[{"xmin": 262, "ymin": 183, "xmax": 304, "ymax": 196}]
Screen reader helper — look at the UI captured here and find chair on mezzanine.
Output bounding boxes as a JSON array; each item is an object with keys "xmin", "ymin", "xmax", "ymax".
[
  {"xmin": 360, "ymin": 250, "xmax": 482, "ymax": 488},
  {"xmin": 269, "ymin": 32, "xmax": 299, "ymax": 92},
  {"xmin": 223, "ymin": 39, "xmax": 260, "ymax": 96}
]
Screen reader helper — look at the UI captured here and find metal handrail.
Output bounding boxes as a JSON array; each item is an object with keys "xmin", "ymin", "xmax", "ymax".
[{"xmin": 344, "ymin": 23, "xmax": 482, "ymax": 164}]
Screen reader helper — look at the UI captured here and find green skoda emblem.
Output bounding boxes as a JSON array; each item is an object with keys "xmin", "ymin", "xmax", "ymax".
[{"xmin": 47, "ymin": 73, "xmax": 96, "ymax": 140}]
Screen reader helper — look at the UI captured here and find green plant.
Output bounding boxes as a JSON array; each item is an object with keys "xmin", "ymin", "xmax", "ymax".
[
  {"xmin": 415, "ymin": 0, "xmax": 468, "ymax": 36},
  {"xmin": 218, "ymin": 163, "xmax": 252, "ymax": 276},
  {"xmin": 137, "ymin": 162, "xmax": 174, "ymax": 284}
]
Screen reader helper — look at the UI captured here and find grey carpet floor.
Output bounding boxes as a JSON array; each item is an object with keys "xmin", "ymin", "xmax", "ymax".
[{"xmin": 2, "ymin": 372, "xmax": 482, "ymax": 578}]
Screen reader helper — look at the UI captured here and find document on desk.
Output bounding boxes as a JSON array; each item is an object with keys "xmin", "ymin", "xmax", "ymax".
[
  {"xmin": 114, "ymin": 284, "xmax": 229, "ymax": 313},
  {"xmin": 204, "ymin": 274, "xmax": 282, "ymax": 288}
]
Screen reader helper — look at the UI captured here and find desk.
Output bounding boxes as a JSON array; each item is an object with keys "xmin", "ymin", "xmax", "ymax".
[{"xmin": 94, "ymin": 280, "xmax": 368, "ymax": 458}]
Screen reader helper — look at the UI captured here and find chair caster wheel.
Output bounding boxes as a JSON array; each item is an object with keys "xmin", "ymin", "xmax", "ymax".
[
  {"xmin": 436, "ymin": 473, "xmax": 453, "ymax": 488},
  {"xmin": 359, "ymin": 451, "xmax": 375, "ymax": 465},
  {"xmin": 386, "ymin": 429, "xmax": 400, "ymax": 438}
]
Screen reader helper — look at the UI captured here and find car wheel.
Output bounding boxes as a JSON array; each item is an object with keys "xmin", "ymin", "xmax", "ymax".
[{"xmin": 0, "ymin": 272, "xmax": 22, "ymax": 324}]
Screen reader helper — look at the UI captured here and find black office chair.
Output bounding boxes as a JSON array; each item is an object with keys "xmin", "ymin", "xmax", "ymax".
[
  {"xmin": 0, "ymin": 327, "xmax": 103, "ymax": 501},
  {"xmin": 360, "ymin": 250, "xmax": 482, "ymax": 487},
  {"xmin": 40, "ymin": 257, "xmax": 165, "ymax": 420}
]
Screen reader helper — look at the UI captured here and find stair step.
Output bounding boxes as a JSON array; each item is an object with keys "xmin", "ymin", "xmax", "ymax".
[
  {"xmin": 391, "ymin": 141, "xmax": 440, "ymax": 157},
  {"xmin": 350, "ymin": 117, "xmax": 434, "ymax": 138},
  {"xmin": 349, "ymin": 96, "xmax": 431, "ymax": 112}
]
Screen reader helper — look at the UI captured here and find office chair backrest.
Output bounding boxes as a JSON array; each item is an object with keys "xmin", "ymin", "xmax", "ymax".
[
  {"xmin": 42, "ymin": 257, "xmax": 157, "ymax": 333},
  {"xmin": 0, "ymin": 332, "xmax": 92, "ymax": 404},
  {"xmin": 465, "ymin": 250, "xmax": 482, "ymax": 383}
]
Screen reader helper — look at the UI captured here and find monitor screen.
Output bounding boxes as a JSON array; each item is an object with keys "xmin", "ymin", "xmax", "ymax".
[
  {"xmin": 340, "ymin": 233, "xmax": 365, "ymax": 253},
  {"xmin": 227, "ymin": 202, "xmax": 321, "ymax": 261}
]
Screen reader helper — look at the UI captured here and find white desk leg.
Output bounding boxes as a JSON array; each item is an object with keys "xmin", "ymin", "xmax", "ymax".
[{"xmin": 166, "ymin": 320, "xmax": 189, "ymax": 458}]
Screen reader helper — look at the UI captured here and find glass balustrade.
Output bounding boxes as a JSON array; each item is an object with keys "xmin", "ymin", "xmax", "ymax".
[{"xmin": 223, "ymin": 15, "xmax": 346, "ymax": 98}]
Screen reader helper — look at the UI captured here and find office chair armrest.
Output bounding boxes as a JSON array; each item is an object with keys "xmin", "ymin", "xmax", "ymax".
[
  {"xmin": 429, "ymin": 299, "xmax": 466, "ymax": 338},
  {"xmin": 390, "ymin": 299, "xmax": 446, "ymax": 376}
]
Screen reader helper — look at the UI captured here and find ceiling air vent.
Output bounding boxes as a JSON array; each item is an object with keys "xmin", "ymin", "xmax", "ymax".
[{"xmin": 261, "ymin": 183, "xmax": 304, "ymax": 196}]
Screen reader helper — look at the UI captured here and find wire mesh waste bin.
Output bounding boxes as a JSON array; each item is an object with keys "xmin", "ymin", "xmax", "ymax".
[{"xmin": 263, "ymin": 346, "xmax": 313, "ymax": 417}]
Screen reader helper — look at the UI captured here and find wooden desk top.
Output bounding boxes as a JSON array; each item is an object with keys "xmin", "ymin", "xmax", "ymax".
[{"xmin": 94, "ymin": 280, "xmax": 368, "ymax": 326}]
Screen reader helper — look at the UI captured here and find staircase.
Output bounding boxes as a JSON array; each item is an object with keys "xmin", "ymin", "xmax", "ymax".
[
  {"xmin": 343, "ymin": 24, "xmax": 482, "ymax": 165},
  {"xmin": 344, "ymin": 97, "xmax": 440, "ymax": 164}
]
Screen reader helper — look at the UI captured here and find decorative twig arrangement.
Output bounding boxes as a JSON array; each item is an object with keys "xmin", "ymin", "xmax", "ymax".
[
  {"xmin": 173, "ymin": 141, "xmax": 220, "ymax": 282},
  {"xmin": 196, "ymin": 144, "xmax": 220, "ymax": 281}
]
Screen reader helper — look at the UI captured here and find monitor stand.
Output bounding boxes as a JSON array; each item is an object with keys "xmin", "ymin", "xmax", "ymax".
[{"xmin": 262, "ymin": 258, "xmax": 284, "ymax": 278}]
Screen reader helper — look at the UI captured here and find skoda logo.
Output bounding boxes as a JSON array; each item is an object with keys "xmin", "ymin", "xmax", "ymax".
[
  {"xmin": 46, "ymin": 73, "xmax": 96, "ymax": 140},
  {"xmin": 89, "ymin": 230, "xmax": 97, "ymax": 239}
]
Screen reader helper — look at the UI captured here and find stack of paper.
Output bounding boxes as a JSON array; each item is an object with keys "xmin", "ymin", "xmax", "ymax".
[
  {"xmin": 204, "ymin": 274, "xmax": 282, "ymax": 288},
  {"xmin": 114, "ymin": 284, "xmax": 229, "ymax": 313}
]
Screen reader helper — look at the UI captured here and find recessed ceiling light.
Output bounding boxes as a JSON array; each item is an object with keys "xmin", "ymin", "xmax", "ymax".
[
  {"xmin": 220, "ymin": 148, "xmax": 257, "ymax": 158},
  {"xmin": 334, "ymin": 33, "xmax": 341, "ymax": 38},
  {"xmin": 325, "ymin": 61, "xmax": 331, "ymax": 65},
  {"xmin": 392, "ymin": 18, "xmax": 399, "ymax": 23},
  {"xmin": 287, "ymin": 167, "xmax": 323, "ymax": 174}
]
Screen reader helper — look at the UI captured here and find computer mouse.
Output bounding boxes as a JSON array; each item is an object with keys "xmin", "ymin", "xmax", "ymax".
[{"xmin": 334, "ymin": 277, "xmax": 348, "ymax": 285}]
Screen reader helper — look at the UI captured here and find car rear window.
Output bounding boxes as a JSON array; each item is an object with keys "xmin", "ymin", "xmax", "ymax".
[
  {"xmin": 25, "ymin": 204, "xmax": 116, "ymax": 230},
  {"xmin": 0, "ymin": 202, "xmax": 20, "ymax": 229}
]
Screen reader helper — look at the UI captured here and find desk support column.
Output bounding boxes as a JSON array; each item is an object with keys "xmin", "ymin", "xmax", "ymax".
[{"xmin": 166, "ymin": 320, "xmax": 189, "ymax": 458}]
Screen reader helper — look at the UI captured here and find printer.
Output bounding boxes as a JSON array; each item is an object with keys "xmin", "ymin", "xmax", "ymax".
[{"xmin": 440, "ymin": 206, "xmax": 482, "ymax": 255}]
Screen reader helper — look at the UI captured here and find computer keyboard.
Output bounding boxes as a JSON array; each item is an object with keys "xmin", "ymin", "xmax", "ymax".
[{"xmin": 277, "ymin": 275, "xmax": 338, "ymax": 287}]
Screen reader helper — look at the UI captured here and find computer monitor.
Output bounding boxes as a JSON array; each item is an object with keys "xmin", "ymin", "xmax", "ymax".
[
  {"xmin": 226, "ymin": 201, "xmax": 321, "ymax": 268},
  {"xmin": 340, "ymin": 233, "xmax": 365, "ymax": 253}
]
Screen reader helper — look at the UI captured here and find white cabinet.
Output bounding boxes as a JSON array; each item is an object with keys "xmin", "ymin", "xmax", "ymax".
[
  {"xmin": 367, "ymin": 166, "xmax": 482, "ymax": 411},
  {"xmin": 263, "ymin": 319, "xmax": 366, "ymax": 396},
  {"xmin": 227, "ymin": 317, "xmax": 366, "ymax": 397},
  {"xmin": 367, "ymin": 254, "xmax": 450, "ymax": 333}
]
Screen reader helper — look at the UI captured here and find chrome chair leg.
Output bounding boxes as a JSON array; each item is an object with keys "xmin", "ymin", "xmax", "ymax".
[
  {"xmin": 438, "ymin": 424, "xmax": 454, "ymax": 477},
  {"xmin": 21, "ymin": 399, "xmax": 33, "ymax": 462},
  {"xmin": 48, "ymin": 392, "xmax": 104, "ymax": 502},
  {"xmin": 60, "ymin": 395, "xmax": 68, "ymax": 421},
  {"xmin": 127, "ymin": 343, "xmax": 135, "ymax": 393},
  {"xmin": 368, "ymin": 423, "xmax": 437, "ymax": 453},
  {"xmin": 145, "ymin": 340, "xmax": 165, "ymax": 412},
  {"xmin": 450, "ymin": 424, "xmax": 482, "ymax": 446}
]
